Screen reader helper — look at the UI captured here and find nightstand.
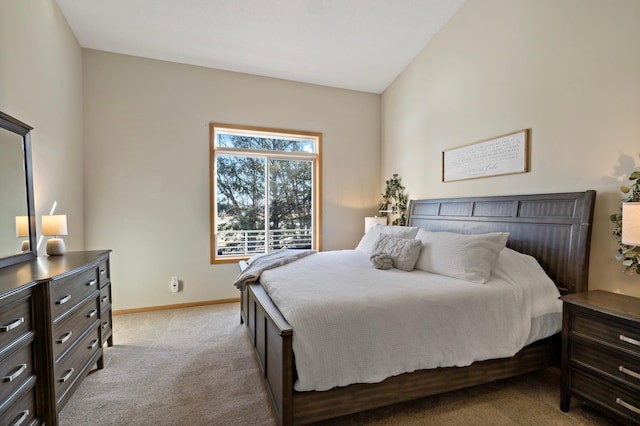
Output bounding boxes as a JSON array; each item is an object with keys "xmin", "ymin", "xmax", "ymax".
[{"xmin": 560, "ymin": 290, "xmax": 640, "ymax": 424}]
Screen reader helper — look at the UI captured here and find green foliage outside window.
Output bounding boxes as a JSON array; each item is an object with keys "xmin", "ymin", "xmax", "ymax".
[{"xmin": 213, "ymin": 130, "xmax": 317, "ymax": 258}]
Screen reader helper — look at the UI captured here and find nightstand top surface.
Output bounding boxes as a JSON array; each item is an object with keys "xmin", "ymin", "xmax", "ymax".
[{"xmin": 560, "ymin": 290, "xmax": 640, "ymax": 322}]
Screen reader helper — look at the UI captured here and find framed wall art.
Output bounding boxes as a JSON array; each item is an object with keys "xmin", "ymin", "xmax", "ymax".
[{"xmin": 442, "ymin": 129, "xmax": 530, "ymax": 182}]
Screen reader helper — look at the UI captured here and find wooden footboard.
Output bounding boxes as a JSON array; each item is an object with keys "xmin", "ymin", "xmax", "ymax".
[
  {"xmin": 242, "ymin": 282, "xmax": 560, "ymax": 426},
  {"xmin": 243, "ymin": 283, "xmax": 294, "ymax": 425}
]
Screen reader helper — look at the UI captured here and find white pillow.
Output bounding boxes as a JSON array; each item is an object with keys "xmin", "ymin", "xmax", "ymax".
[
  {"xmin": 414, "ymin": 228, "xmax": 509, "ymax": 283},
  {"xmin": 355, "ymin": 224, "xmax": 419, "ymax": 253}
]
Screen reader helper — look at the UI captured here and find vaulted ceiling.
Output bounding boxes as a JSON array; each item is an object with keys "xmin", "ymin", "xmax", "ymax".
[{"xmin": 56, "ymin": 0, "xmax": 467, "ymax": 93}]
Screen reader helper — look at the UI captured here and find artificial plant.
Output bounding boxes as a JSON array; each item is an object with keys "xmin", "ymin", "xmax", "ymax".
[
  {"xmin": 379, "ymin": 173, "xmax": 408, "ymax": 226},
  {"xmin": 610, "ymin": 170, "xmax": 640, "ymax": 274}
]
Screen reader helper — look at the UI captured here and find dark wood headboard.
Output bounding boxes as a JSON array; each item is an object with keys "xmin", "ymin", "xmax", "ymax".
[{"xmin": 407, "ymin": 191, "xmax": 596, "ymax": 295}]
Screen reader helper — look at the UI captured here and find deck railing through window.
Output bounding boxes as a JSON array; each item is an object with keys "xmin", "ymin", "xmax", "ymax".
[{"xmin": 215, "ymin": 228, "xmax": 312, "ymax": 257}]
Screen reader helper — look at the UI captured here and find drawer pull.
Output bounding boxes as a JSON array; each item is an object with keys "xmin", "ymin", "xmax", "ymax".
[
  {"xmin": 102, "ymin": 320, "xmax": 110, "ymax": 329},
  {"xmin": 100, "ymin": 295, "xmax": 109, "ymax": 303},
  {"xmin": 56, "ymin": 294, "xmax": 72, "ymax": 305},
  {"xmin": 100, "ymin": 269, "xmax": 106, "ymax": 275},
  {"xmin": 13, "ymin": 410, "xmax": 29, "ymax": 426},
  {"xmin": 87, "ymin": 309, "xmax": 97, "ymax": 318},
  {"xmin": 88, "ymin": 339, "xmax": 99, "ymax": 349},
  {"xmin": 0, "ymin": 317, "xmax": 24, "ymax": 332},
  {"xmin": 86, "ymin": 279, "xmax": 97, "ymax": 287},
  {"xmin": 56, "ymin": 331, "xmax": 73, "ymax": 344},
  {"xmin": 619, "ymin": 365, "xmax": 640, "ymax": 380},
  {"xmin": 616, "ymin": 398, "xmax": 640, "ymax": 415},
  {"xmin": 3, "ymin": 363, "xmax": 27, "ymax": 382},
  {"xmin": 620, "ymin": 334, "xmax": 640, "ymax": 347},
  {"xmin": 59, "ymin": 368, "xmax": 74, "ymax": 383}
]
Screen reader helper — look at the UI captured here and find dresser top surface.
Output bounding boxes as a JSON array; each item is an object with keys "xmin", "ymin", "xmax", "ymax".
[
  {"xmin": 560, "ymin": 290, "xmax": 640, "ymax": 323},
  {"xmin": 0, "ymin": 250, "xmax": 110, "ymax": 297}
]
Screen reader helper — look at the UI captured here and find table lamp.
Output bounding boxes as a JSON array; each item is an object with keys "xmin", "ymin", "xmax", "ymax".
[
  {"xmin": 622, "ymin": 202, "xmax": 640, "ymax": 246},
  {"xmin": 364, "ymin": 216, "xmax": 387, "ymax": 233},
  {"xmin": 15, "ymin": 215, "xmax": 30, "ymax": 251},
  {"xmin": 42, "ymin": 214, "xmax": 68, "ymax": 256}
]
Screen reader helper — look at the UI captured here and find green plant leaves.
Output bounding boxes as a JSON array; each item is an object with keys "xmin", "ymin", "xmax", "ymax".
[{"xmin": 380, "ymin": 174, "xmax": 408, "ymax": 226}]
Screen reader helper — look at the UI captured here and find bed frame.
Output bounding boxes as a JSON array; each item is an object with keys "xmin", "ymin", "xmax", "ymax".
[{"xmin": 240, "ymin": 190, "xmax": 596, "ymax": 425}]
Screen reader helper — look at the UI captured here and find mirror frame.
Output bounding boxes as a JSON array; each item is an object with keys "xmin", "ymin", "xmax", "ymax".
[{"xmin": 0, "ymin": 111, "xmax": 37, "ymax": 268}]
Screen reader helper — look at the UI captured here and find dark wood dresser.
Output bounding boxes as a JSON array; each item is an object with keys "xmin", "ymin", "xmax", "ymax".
[
  {"xmin": 0, "ymin": 250, "xmax": 112, "ymax": 425},
  {"xmin": 560, "ymin": 290, "xmax": 640, "ymax": 424}
]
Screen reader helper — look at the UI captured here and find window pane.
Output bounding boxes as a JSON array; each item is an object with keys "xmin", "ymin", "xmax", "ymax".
[
  {"xmin": 217, "ymin": 133, "xmax": 315, "ymax": 153},
  {"xmin": 269, "ymin": 159, "xmax": 312, "ymax": 251},
  {"xmin": 210, "ymin": 123, "xmax": 321, "ymax": 263},
  {"xmin": 216, "ymin": 155, "xmax": 266, "ymax": 256}
]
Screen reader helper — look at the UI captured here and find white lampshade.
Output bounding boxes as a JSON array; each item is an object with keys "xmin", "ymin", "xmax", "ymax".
[
  {"xmin": 622, "ymin": 203, "xmax": 640, "ymax": 246},
  {"xmin": 42, "ymin": 215, "xmax": 68, "ymax": 237},
  {"xmin": 42, "ymin": 215, "xmax": 68, "ymax": 256},
  {"xmin": 15, "ymin": 216, "xmax": 29, "ymax": 238},
  {"xmin": 364, "ymin": 216, "xmax": 387, "ymax": 233}
]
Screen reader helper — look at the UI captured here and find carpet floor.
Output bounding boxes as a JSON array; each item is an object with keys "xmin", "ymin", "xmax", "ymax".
[{"xmin": 59, "ymin": 303, "xmax": 620, "ymax": 425}]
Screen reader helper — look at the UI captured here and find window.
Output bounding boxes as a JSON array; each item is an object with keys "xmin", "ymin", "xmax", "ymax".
[{"xmin": 210, "ymin": 123, "xmax": 322, "ymax": 263}]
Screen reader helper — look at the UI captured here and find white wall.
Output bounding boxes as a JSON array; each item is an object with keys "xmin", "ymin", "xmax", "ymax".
[
  {"xmin": 0, "ymin": 1, "xmax": 84, "ymax": 253},
  {"xmin": 83, "ymin": 50, "xmax": 381, "ymax": 310},
  {"xmin": 382, "ymin": 0, "xmax": 640, "ymax": 297}
]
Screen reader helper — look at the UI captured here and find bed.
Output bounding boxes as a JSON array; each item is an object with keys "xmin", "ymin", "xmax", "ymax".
[{"xmin": 239, "ymin": 190, "xmax": 596, "ymax": 425}]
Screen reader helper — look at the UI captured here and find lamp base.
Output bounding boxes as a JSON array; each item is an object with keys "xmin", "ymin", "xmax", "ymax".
[
  {"xmin": 20, "ymin": 240, "xmax": 30, "ymax": 251},
  {"xmin": 46, "ymin": 238, "xmax": 66, "ymax": 256}
]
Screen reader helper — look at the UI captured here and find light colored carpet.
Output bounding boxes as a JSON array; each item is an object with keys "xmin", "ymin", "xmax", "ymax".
[{"xmin": 59, "ymin": 303, "xmax": 619, "ymax": 426}]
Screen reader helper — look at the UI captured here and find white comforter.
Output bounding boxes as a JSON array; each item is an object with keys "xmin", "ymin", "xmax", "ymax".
[{"xmin": 259, "ymin": 248, "xmax": 562, "ymax": 392}]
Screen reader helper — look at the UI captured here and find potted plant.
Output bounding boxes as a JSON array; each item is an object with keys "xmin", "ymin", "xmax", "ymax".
[{"xmin": 379, "ymin": 174, "xmax": 408, "ymax": 226}]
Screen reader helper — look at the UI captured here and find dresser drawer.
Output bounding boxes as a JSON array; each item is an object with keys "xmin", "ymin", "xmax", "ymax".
[
  {"xmin": 571, "ymin": 339, "xmax": 640, "ymax": 388},
  {"xmin": 54, "ymin": 326, "xmax": 100, "ymax": 401},
  {"xmin": 0, "ymin": 378, "xmax": 37, "ymax": 426},
  {"xmin": 0, "ymin": 294, "xmax": 33, "ymax": 356},
  {"xmin": 570, "ymin": 367, "xmax": 640, "ymax": 423},
  {"xmin": 52, "ymin": 296, "xmax": 100, "ymax": 363},
  {"xmin": 572, "ymin": 310, "xmax": 640, "ymax": 357},
  {"xmin": 99, "ymin": 284, "xmax": 111, "ymax": 311},
  {"xmin": 98, "ymin": 259, "xmax": 110, "ymax": 288},
  {"xmin": 0, "ymin": 341, "xmax": 34, "ymax": 406},
  {"xmin": 50, "ymin": 268, "xmax": 99, "ymax": 321},
  {"xmin": 100, "ymin": 314, "xmax": 112, "ymax": 343}
]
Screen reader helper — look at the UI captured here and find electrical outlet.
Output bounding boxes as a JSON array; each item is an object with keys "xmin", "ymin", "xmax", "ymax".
[{"xmin": 170, "ymin": 276, "xmax": 179, "ymax": 292}]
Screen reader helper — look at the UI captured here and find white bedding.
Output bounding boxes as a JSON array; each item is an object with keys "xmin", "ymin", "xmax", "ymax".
[{"xmin": 259, "ymin": 247, "xmax": 562, "ymax": 392}]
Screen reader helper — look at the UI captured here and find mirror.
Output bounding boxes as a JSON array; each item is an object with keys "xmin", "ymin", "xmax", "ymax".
[{"xmin": 0, "ymin": 111, "xmax": 36, "ymax": 268}]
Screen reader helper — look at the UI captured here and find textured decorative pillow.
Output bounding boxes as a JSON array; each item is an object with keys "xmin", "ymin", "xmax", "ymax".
[
  {"xmin": 370, "ymin": 253, "xmax": 394, "ymax": 270},
  {"xmin": 355, "ymin": 225, "xmax": 419, "ymax": 253},
  {"xmin": 414, "ymin": 229, "xmax": 509, "ymax": 283},
  {"xmin": 370, "ymin": 234, "xmax": 423, "ymax": 272}
]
